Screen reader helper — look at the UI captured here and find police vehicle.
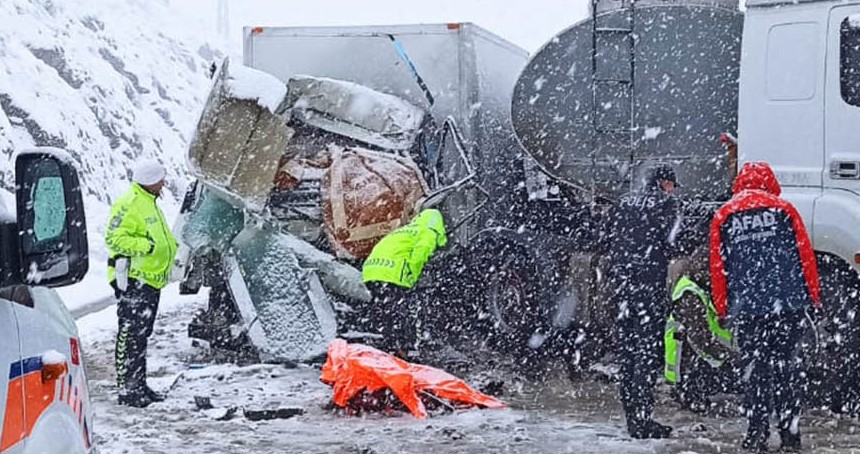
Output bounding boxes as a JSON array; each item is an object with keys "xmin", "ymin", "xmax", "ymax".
[{"xmin": 0, "ymin": 149, "xmax": 93, "ymax": 453}]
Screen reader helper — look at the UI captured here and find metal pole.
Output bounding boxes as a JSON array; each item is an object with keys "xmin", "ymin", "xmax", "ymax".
[{"xmin": 217, "ymin": 0, "xmax": 229, "ymax": 43}]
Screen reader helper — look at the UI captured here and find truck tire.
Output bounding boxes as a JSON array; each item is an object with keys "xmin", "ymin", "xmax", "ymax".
[
  {"xmin": 470, "ymin": 239, "xmax": 548, "ymax": 364},
  {"xmin": 810, "ymin": 254, "xmax": 860, "ymax": 415}
]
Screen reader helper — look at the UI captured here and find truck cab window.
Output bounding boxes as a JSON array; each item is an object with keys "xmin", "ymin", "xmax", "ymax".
[{"xmin": 841, "ymin": 16, "xmax": 860, "ymax": 107}]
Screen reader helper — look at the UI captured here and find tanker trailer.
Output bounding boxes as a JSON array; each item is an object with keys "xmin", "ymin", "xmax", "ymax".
[{"xmin": 460, "ymin": 0, "xmax": 744, "ymax": 371}]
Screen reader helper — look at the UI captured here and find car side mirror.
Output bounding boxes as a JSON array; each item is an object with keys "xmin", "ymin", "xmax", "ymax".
[{"xmin": 15, "ymin": 149, "xmax": 88, "ymax": 287}]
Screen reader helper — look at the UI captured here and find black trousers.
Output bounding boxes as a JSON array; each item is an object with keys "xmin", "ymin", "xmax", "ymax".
[
  {"xmin": 364, "ymin": 282, "xmax": 414, "ymax": 354},
  {"xmin": 735, "ymin": 311, "xmax": 808, "ymax": 440},
  {"xmin": 614, "ymin": 276, "xmax": 669, "ymax": 429},
  {"xmin": 115, "ymin": 280, "xmax": 160, "ymax": 394}
]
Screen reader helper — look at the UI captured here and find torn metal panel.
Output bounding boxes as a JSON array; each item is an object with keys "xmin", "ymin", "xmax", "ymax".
[
  {"xmin": 287, "ymin": 75, "xmax": 426, "ymax": 152},
  {"xmin": 225, "ymin": 226, "xmax": 337, "ymax": 362}
]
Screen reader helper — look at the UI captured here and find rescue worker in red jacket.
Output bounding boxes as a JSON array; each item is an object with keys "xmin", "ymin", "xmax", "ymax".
[{"xmin": 710, "ymin": 162, "xmax": 820, "ymax": 452}]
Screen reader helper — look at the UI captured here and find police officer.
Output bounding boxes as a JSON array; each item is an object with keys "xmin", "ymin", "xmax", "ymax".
[
  {"xmin": 603, "ymin": 163, "xmax": 682, "ymax": 439},
  {"xmin": 710, "ymin": 162, "xmax": 820, "ymax": 452},
  {"xmin": 105, "ymin": 160, "xmax": 178, "ymax": 408},
  {"xmin": 362, "ymin": 208, "xmax": 447, "ymax": 358}
]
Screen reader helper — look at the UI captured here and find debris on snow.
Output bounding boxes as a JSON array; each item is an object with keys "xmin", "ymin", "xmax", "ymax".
[
  {"xmin": 243, "ymin": 407, "xmax": 305, "ymax": 421},
  {"xmin": 642, "ymin": 126, "xmax": 663, "ymax": 140}
]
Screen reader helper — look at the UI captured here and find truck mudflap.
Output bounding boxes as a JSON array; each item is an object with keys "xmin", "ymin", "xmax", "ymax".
[{"xmin": 222, "ymin": 225, "xmax": 339, "ymax": 362}]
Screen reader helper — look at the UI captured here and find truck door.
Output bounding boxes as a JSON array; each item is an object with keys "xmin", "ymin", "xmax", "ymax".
[
  {"xmin": 0, "ymin": 299, "xmax": 25, "ymax": 452},
  {"xmin": 825, "ymin": 7, "xmax": 860, "ymax": 195},
  {"xmin": 815, "ymin": 5, "xmax": 860, "ymax": 260}
]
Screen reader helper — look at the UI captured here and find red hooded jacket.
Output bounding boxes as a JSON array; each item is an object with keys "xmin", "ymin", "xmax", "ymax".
[{"xmin": 709, "ymin": 162, "xmax": 820, "ymax": 318}]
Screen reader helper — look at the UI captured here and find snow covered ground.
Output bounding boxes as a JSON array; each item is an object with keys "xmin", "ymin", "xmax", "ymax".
[{"xmin": 77, "ymin": 284, "xmax": 860, "ymax": 454}]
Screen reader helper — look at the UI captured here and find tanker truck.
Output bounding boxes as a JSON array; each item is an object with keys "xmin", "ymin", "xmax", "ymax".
[{"xmin": 174, "ymin": 0, "xmax": 860, "ymax": 412}]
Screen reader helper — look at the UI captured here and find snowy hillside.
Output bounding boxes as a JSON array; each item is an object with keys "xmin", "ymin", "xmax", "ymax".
[
  {"xmin": 0, "ymin": 0, "xmax": 222, "ymax": 306},
  {"xmin": 0, "ymin": 0, "xmax": 219, "ymax": 200}
]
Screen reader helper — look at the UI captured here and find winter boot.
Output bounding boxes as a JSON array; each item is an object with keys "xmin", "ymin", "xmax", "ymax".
[
  {"xmin": 742, "ymin": 428, "xmax": 769, "ymax": 453},
  {"xmin": 145, "ymin": 385, "xmax": 166, "ymax": 402},
  {"xmin": 118, "ymin": 390, "xmax": 154, "ymax": 408},
  {"xmin": 778, "ymin": 429, "xmax": 801, "ymax": 452},
  {"xmin": 643, "ymin": 420, "xmax": 673, "ymax": 439},
  {"xmin": 628, "ymin": 419, "xmax": 673, "ymax": 439}
]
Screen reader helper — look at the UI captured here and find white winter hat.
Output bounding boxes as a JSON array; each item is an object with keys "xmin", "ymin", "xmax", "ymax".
[{"xmin": 132, "ymin": 160, "xmax": 166, "ymax": 186}]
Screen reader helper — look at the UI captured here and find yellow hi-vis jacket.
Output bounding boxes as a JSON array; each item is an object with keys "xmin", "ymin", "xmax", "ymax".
[
  {"xmin": 664, "ymin": 276, "xmax": 735, "ymax": 384},
  {"xmin": 105, "ymin": 184, "xmax": 178, "ymax": 290},
  {"xmin": 362, "ymin": 209, "xmax": 447, "ymax": 289}
]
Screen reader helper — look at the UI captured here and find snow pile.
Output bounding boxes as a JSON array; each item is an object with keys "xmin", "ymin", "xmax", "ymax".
[
  {"xmin": 225, "ymin": 65, "xmax": 287, "ymax": 112},
  {"xmin": 0, "ymin": 0, "xmax": 222, "ymax": 311},
  {"xmin": 0, "ymin": 0, "xmax": 218, "ymax": 202},
  {"xmin": 41, "ymin": 349, "xmax": 67, "ymax": 365}
]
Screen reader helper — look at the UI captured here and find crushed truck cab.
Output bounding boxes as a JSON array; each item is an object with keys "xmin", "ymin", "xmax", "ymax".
[{"xmin": 174, "ymin": 23, "xmax": 526, "ymax": 362}]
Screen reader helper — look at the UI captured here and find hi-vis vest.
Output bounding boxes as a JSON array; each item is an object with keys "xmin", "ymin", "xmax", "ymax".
[
  {"xmin": 664, "ymin": 276, "xmax": 735, "ymax": 384},
  {"xmin": 105, "ymin": 184, "xmax": 178, "ymax": 290},
  {"xmin": 362, "ymin": 209, "xmax": 447, "ymax": 289}
]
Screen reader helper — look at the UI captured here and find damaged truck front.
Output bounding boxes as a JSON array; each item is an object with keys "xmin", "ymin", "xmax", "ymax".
[{"xmin": 173, "ymin": 24, "xmax": 526, "ymax": 363}]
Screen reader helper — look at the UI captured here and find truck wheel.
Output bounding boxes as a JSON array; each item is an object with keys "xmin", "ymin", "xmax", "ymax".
[
  {"xmin": 810, "ymin": 254, "xmax": 860, "ymax": 414},
  {"xmin": 486, "ymin": 255, "xmax": 532, "ymax": 334},
  {"xmin": 473, "ymin": 241, "xmax": 545, "ymax": 357}
]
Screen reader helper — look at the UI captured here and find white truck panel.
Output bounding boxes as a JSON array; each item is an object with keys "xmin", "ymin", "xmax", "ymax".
[
  {"xmin": 813, "ymin": 189, "xmax": 860, "ymax": 261},
  {"xmin": 244, "ymin": 25, "xmax": 463, "ymax": 122},
  {"xmin": 738, "ymin": 4, "xmax": 827, "ymax": 189},
  {"xmin": 742, "ymin": 0, "xmax": 860, "ymax": 272},
  {"xmin": 824, "ymin": 6, "xmax": 860, "ymax": 202}
]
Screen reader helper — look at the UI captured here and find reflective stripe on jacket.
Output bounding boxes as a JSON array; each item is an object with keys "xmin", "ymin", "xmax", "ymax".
[
  {"xmin": 105, "ymin": 184, "xmax": 178, "ymax": 290},
  {"xmin": 362, "ymin": 209, "xmax": 447, "ymax": 289},
  {"xmin": 664, "ymin": 315, "xmax": 683, "ymax": 384}
]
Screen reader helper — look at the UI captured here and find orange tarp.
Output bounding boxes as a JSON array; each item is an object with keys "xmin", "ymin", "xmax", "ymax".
[{"xmin": 321, "ymin": 339, "xmax": 506, "ymax": 419}]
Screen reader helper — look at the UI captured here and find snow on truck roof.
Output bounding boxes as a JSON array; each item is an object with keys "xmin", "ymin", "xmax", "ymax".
[
  {"xmin": 287, "ymin": 75, "xmax": 426, "ymax": 151},
  {"xmin": 244, "ymin": 23, "xmax": 526, "ymax": 57},
  {"xmin": 225, "ymin": 65, "xmax": 287, "ymax": 113}
]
